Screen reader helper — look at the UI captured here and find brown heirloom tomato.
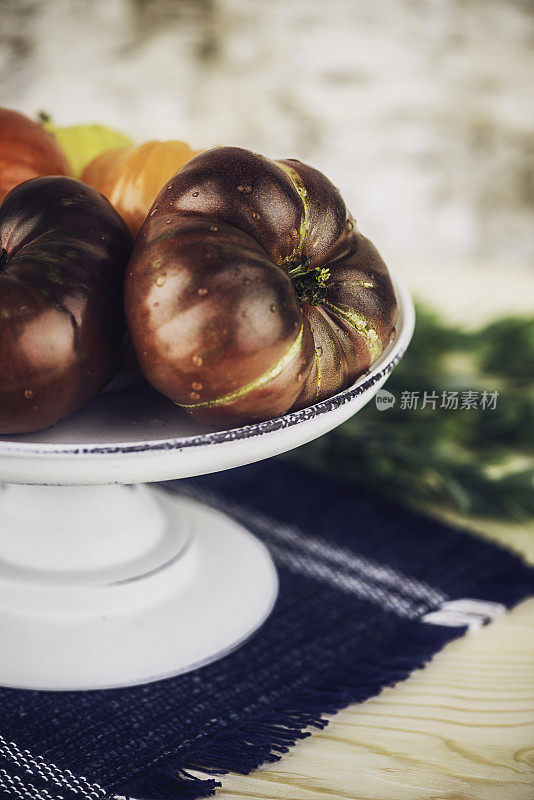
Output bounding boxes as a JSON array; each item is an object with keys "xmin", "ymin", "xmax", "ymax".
[
  {"xmin": 81, "ymin": 140, "xmax": 201, "ymax": 237},
  {"xmin": 0, "ymin": 176, "xmax": 133, "ymax": 434},
  {"xmin": 0, "ymin": 108, "xmax": 71, "ymax": 203},
  {"xmin": 125, "ymin": 147, "xmax": 398, "ymax": 428}
]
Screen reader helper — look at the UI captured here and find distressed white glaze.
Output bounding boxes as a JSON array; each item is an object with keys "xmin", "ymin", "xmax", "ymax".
[
  {"xmin": 0, "ymin": 276, "xmax": 413, "ymax": 690},
  {"xmin": 0, "ymin": 275, "xmax": 414, "ymax": 485}
]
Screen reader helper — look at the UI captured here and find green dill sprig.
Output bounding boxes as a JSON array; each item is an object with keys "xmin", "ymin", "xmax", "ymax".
[{"xmin": 288, "ymin": 304, "xmax": 534, "ymax": 521}]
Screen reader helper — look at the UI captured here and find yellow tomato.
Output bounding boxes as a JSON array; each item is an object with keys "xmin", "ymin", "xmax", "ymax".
[
  {"xmin": 41, "ymin": 118, "xmax": 133, "ymax": 178},
  {"xmin": 81, "ymin": 140, "xmax": 201, "ymax": 236}
]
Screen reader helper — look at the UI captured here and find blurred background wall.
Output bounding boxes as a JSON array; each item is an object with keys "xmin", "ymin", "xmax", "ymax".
[
  {"xmin": 1, "ymin": 0, "xmax": 533, "ymax": 271},
  {"xmin": 1, "ymin": 1, "xmax": 532, "ymax": 526}
]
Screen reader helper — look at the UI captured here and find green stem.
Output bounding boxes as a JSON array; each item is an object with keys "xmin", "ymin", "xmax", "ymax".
[{"xmin": 288, "ymin": 261, "xmax": 331, "ymax": 305}]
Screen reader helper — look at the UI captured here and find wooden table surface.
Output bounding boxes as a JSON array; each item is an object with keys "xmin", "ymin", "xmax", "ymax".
[
  {"xmin": 220, "ymin": 523, "xmax": 534, "ymax": 800},
  {"xmin": 219, "ymin": 264, "xmax": 534, "ymax": 800}
]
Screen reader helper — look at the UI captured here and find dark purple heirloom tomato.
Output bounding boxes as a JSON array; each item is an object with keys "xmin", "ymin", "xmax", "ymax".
[
  {"xmin": 125, "ymin": 147, "xmax": 398, "ymax": 427},
  {"xmin": 0, "ymin": 176, "xmax": 133, "ymax": 434}
]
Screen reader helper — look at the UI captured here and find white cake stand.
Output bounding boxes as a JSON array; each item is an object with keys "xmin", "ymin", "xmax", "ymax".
[{"xmin": 0, "ymin": 277, "xmax": 414, "ymax": 691}]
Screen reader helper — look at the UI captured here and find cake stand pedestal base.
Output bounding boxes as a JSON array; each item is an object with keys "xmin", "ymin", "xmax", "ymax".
[{"xmin": 0, "ymin": 483, "xmax": 278, "ymax": 691}]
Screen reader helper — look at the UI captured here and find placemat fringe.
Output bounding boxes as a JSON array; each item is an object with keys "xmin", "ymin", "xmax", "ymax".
[
  {"xmin": 3, "ymin": 463, "xmax": 533, "ymax": 800},
  {"xmin": 117, "ymin": 619, "xmax": 460, "ymax": 799}
]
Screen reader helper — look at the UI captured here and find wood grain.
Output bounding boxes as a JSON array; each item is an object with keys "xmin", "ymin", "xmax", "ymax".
[
  {"xmin": 218, "ymin": 509, "xmax": 534, "ymax": 799},
  {"xmin": 218, "ymin": 263, "xmax": 534, "ymax": 799}
]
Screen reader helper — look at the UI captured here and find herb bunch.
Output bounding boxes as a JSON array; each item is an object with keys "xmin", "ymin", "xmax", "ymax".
[{"xmin": 289, "ymin": 305, "xmax": 534, "ymax": 521}]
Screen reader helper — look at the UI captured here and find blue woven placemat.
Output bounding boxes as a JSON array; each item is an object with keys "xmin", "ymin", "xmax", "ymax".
[{"xmin": 1, "ymin": 459, "xmax": 533, "ymax": 800}]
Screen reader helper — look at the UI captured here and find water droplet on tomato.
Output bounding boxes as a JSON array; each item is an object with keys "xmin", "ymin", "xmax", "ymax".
[
  {"xmin": 155, "ymin": 275, "xmax": 166, "ymax": 287},
  {"xmin": 24, "ymin": 389, "xmax": 33, "ymax": 399},
  {"xmin": 191, "ymin": 381, "xmax": 203, "ymax": 391},
  {"xmin": 270, "ymin": 304, "xmax": 276, "ymax": 312},
  {"xmin": 192, "ymin": 354, "xmax": 204, "ymax": 366},
  {"xmin": 190, "ymin": 391, "xmax": 201, "ymax": 401},
  {"xmin": 192, "ymin": 191, "xmax": 199, "ymax": 197},
  {"xmin": 252, "ymin": 211, "xmax": 260, "ymax": 220},
  {"xmin": 197, "ymin": 287, "xmax": 208, "ymax": 297},
  {"xmin": 210, "ymin": 225, "xmax": 218, "ymax": 231}
]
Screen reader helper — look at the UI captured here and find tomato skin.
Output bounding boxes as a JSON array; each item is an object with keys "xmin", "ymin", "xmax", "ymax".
[
  {"xmin": 0, "ymin": 176, "xmax": 133, "ymax": 434},
  {"xmin": 82, "ymin": 140, "xmax": 201, "ymax": 237},
  {"xmin": 125, "ymin": 147, "xmax": 398, "ymax": 428},
  {"xmin": 0, "ymin": 109, "xmax": 71, "ymax": 203},
  {"xmin": 41, "ymin": 121, "xmax": 133, "ymax": 177}
]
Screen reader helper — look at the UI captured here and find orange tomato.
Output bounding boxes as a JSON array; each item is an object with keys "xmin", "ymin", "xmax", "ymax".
[
  {"xmin": 0, "ymin": 108, "xmax": 71, "ymax": 203},
  {"xmin": 81, "ymin": 140, "xmax": 201, "ymax": 236}
]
